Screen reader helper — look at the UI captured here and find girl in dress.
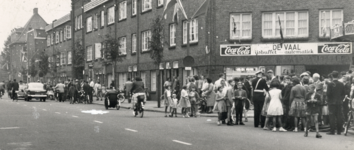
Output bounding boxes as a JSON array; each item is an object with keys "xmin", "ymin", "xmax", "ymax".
[
  {"xmin": 266, "ymin": 79, "xmax": 287, "ymax": 132},
  {"xmin": 289, "ymin": 77, "xmax": 307, "ymax": 132},
  {"xmin": 189, "ymin": 87, "xmax": 200, "ymax": 117},
  {"xmin": 164, "ymin": 86, "xmax": 172, "ymax": 117},
  {"xmin": 178, "ymin": 86, "xmax": 191, "ymax": 118},
  {"xmin": 305, "ymin": 85, "xmax": 322, "ymax": 138},
  {"xmin": 215, "ymin": 86, "xmax": 227, "ymax": 126},
  {"xmin": 169, "ymin": 94, "xmax": 178, "ymax": 117}
]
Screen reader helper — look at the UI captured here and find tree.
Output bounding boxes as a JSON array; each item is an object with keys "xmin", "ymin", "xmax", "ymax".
[
  {"xmin": 38, "ymin": 50, "xmax": 49, "ymax": 77},
  {"xmin": 149, "ymin": 16, "xmax": 165, "ymax": 107},
  {"xmin": 29, "ymin": 57, "xmax": 37, "ymax": 77},
  {"xmin": 101, "ymin": 28, "xmax": 123, "ymax": 87},
  {"xmin": 0, "ymin": 35, "xmax": 12, "ymax": 71},
  {"xmin": 72, "ymin": 40, "xmax": 85, "ymax": 79}
]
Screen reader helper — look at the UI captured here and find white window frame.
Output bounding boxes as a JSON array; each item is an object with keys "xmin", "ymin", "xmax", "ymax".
[
  {"xmin": 95, "ymin": 43, "xmax": 102, "ymax": 59},
  {"xmin": 108, "ymin": 6, "xmax": 115, "ymax": 25},
  {"xmin": 94, "ymin": 13, "xmax": 98, "ymax": 29},
  {"xmin": 101, "ymin": 10, "xmax": 105, "ymax": 27},
  {"xmin": 262, "ymin": 11, "xmax": 309, "ymax": 39},
  {"xmin": 87, "ymin": 46, "xmax": 93, "ymax": 61},
  {"xmin": 141, "ymin": 71, "xmax": 146, "ymax": 85},
  {"xmin": 183, "ymin": 21, "xmax": 188, "ymax": 44},
  {"xmin": 55, "ymin": 32, "xmax": 59, "ymax": 44},
  {"xmin": 60, "ymin": 30, "xmax": 63, "ymax": 42},
  {"xmin": 142, "ymin": 30, "xmax": 151, "ymax": 52},
  {"xmin": 132, "ymin": 0, "xmax": 137, "ymax": 16},
  {"xmin": 119, "ymin": 73, "xmax": 127, "ymax": 90},
  {"xmin": 158, "ymin": 0, "xmax": 163, "ymax": 7},
  {"xmin": 230, "ymin": 13, "xmax": 252, "ymax": 40},
  {"xmin": 132, "ymin": 34, "xmax": 137, "ymax": 53},
  {"xmin": 189, "ymin": 19, "xmax": 198, "ymax": 43},
  {"xmin": 319, "ymin": 9, "xmax": 343, "ymax": 37},
  {"xmin": 47, "ymin": 35, "xmax": 50, "ymax": 46},
  {"xmin": 66, "ymin": 26, "xmax": 71, "ymax": 39},
  {"xmin": 169, "ymin": 24, "xmax": 176, "ymax": 46},
  {"xmin": 119, "ymin": 1, "xmax": 127, "ymax": 20},
  {"xmin": 87, "ymin": 16, "xmax": 93, "ymax": 32},
  {"xmin": 51, "ymin": 33, "xmax": 54, "ymax": 45},
  {"xmin": 64, "ymin": 28, "xmax": 67, "ymax": 41},
  {"xmin": 118, "ymin": 37, "xmax": 127, "ymax": 55},
  {"xmin": 60, "ymin": 52, "xmax": 65, "ymax": 65},
  {"xmin": 77, "ymin": 15, "xmax": 83, "ymax": 29},
  {"xmin": 142, "ymin": 0, "xmax": 152, "ymax": 12},
  {"xmin": 150, "ymin": 71, "xmax": 156, "ymax": 91},
  {"xmin": 67, "ymin": 51, "xmax": 72, "ymax": 64}
]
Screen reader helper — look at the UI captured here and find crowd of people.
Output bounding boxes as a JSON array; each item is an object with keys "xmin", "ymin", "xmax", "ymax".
[{"xmin": 162, "ymin": 69, "xmax": 353, "ymax": 139}]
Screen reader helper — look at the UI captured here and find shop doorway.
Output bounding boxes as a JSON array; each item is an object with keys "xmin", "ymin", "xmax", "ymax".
[{"xmin": 306, "ymin": 65, "xmax": 350, "ymax": 77}]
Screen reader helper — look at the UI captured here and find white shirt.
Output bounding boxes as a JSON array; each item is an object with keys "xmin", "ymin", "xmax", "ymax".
[{"xmin": 89, "ymin": 81, "xmax": 95, "ymax": 87}]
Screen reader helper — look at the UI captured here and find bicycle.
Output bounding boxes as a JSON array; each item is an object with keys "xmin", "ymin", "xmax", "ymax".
[
  {"xmin": 344, "ymin": 97, "xmax": 354, "ymax": 136},
  {"xmin": 118, "ymin": 89, "xmax": 126, "ymax": 103},
  {"xmin": 134, "ymin": 95, "xmax": 145, "ymax": 118}
]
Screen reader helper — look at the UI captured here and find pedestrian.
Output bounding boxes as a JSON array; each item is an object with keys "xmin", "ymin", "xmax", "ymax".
[
  {"xmin": 202, "ymin": 78, "xmax": 215, "ymax": 113},
  {"xmin": 282, "ymin": 76, "xmax": 294, "ymax": 131},
  {"xmin": 124, "ymin": 78, "xmax": 133, "ymax": 102},
  {"xmin": 83, "ymin": 81, "xmax": 92, "ymax": 104},
  {"xmin": 169, "ymin": 94, "xmax": 178, "ymax": 117},
  {"xmin": 171, "ymin": 76, "xmax": 180, "ymax": 99},
  {"xmin": 94, "ymin": 82, "xmax": 102, "ymax": 101},
  {"xmin": 178, "ymin": 86, "xmax": 191, "ymax": 118},
  {"xmin": 130, "ymin": 77, "xmax": 147, "ymax": 110},
  {"xmin": 189, "ymin": 87, "xmax": 200, "ymax": 117},
  {"xmin": 225, "ymin": 80, "xmax": 235, "ymax": 125},
  {"xmin": 187, "ymin": 78, "xmax": 197, "ymax": 92},
  {"xmin": 321, "ymin": 77, "xmax": 330, "ymax": 125},
  {"xmin": 7, "ymin": 80, "xmax": 12, "ymax": 99},
  {"xmin": 197, "ymin": 75, "xmax": 204, "ymax": 95},
  {"xmin": 55, "ymin": 81, "xmax": 65, "ymax": 102},
  {"xmin": 214, "ymin": 86, "xmax": 227, "ymax": 126},
  {"xmin": 326, "ymin": 71, "xmax": 345, "ymax": 135},
  {"xmin": 234, "ymin": 81, "xmax": 247, "ymax": 125},
  {"xmin": 342, "ymin": 76, "xmax": 351, "ymax": 121},
  {"xmin": 214, "ymin": 73, "xmax": 226, "ymax": 92},
  {"xmin": 11, "ymin": 79, "xmax": 19, "ymax": 102},
  {"xmin": 101, "ymin": 84, "xmax": 107, "ymax": 100},
  {"xmin": 302, "ymin": 78, "xmax": 310, "ymax": 93},
  {"xmin": 252, "ymin": 71, "xmax": 269, "ymax": 128},
  {"xmin": 304, "ymin": 85, "xmax": 322, "ymax": 138},
  {"xmin": 240, "ymin": 77, "xmax": 251, "ymax": 122},
  {"xmin": 68, "ymin": 84, "xmax": 76, "ymax": 104},
  {"xmin": 0, "ymin": 81, "xmax": 5, "ymax": 99},
  {"xmin": 164, "ymin": 86, "xmax": 172, "ymax": 117},
  {"xmin": 266, "ymin": 79, "xmax": 287, "ymax": 132},
  {"xmin": 289, "ymin": 77, "xmax": 307, "ymax": 132},
  {"xmin": 164, "ymin": 78, "xmax": 171, "ymax": 88}
]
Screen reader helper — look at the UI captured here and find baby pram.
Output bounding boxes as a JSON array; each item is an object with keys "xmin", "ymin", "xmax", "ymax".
[{"xmin": 104, "ymin": 89, "xmax": 120, "ymax": 110}]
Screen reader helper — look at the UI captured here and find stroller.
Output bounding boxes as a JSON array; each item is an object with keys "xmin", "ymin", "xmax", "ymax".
[
  {"xmin": 198, "ymin": 97, "xmax": 208, "ymax": 113},
  {"xmin": 78, "ymin": 90, "xmax": 89, "ymax": 104},
  {"xmin": 104, "ymin": 89, "xmax": 120, "ymax": 110}
]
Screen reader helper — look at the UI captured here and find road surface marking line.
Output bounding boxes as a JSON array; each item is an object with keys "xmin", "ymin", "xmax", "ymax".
[
  {"xmin": 72, "ymin": 116, "xmax": 78, "ymax": 118},
  {"xmin": 42, "ymin": 109, "xmax": 47, "ymax": 111},
  {"xmin": 94, "ymin": 120, "xmax": 103, "ymax": 124},
  {"xmin": 125, "ymin": 128, "xmax": 138, "ymax": 132},
  {"xmin": 0, "ymin": 127, "xmax": 20, "ymax": 130},
  {"xmin": 172, "ymin": 140, "xmax": 192, "ymax": 146},
  {"xmin": 55, "ymin": 112, "xmax": 61, "ymax": 114}
]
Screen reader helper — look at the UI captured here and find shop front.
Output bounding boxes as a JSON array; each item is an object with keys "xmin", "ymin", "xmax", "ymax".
[{"xmin": 220, "ymin": 42, "xmax": 352, "ymax": 78}]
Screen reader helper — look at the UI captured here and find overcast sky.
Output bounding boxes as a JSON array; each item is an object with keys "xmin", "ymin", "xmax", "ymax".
[{"xmin": 0, "ymin": 0, "xmax": 71, "ymax": 53}]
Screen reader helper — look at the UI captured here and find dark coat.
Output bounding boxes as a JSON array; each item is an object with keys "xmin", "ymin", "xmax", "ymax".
[
  {"xmin": 327, "ymin": 80, "xmax": 345, "ymax": 105},
  {"xmin": 131, "ymin": 81, "xmax": 145, "ymax": 93},
  {"xmin": 281, "ymin": 84, "xmax": 293, "ymax": 106},
  {"xmin": 252, "ymin": 77, "xmax": 269, "ymax": 92}
]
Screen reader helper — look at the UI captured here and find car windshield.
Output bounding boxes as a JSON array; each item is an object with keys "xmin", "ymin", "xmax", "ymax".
[{"xmin": 28, "ymin": 83, "xmax": 44, "ymax": 90}]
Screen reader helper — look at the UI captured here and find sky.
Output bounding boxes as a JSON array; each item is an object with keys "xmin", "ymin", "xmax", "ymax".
[{"xmin": 0, "ymin": 0, "xmax": 71, "ymax": 53}]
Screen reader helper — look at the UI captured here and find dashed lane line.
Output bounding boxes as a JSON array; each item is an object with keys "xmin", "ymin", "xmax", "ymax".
[
  {"xmin": 172, "ymin": 140, "xmax": 192, "ymax": 146},
  {"xmin": 125, "ymin": 128, "xmax": 138, "ymax": 132},
  {"xmin": 94, "ymin": 120, "xmax": 103, "ymax": 124},
  {"xmin": 0, "ymin": 127, "xmax": 20, "ymax": 130},
  {"xmin": 55, "ymin": 112, "xmax": 61, "ymax": 114},
  {"xmin": 42, "ymin": 109, "xmax": 47, "ymax": 111},
  {"xmin": 72, "ymin": 115, "xmax": 78, "ymax": 118}
]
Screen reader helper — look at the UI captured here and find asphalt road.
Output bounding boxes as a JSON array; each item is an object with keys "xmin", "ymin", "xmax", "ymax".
[{"xmin": 0, "ymin": 95, "xmax": 353, "ymax": 150}]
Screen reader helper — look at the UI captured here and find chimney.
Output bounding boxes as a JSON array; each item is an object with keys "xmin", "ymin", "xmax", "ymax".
[{"xmin": 33, "ymin": 8, "xmax": 38, "ymax": 14}]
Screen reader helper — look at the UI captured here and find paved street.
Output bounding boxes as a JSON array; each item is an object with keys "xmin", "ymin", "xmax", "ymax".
[{"xmin": 0, "ymin": 95, "xmax": 353, "ymax": 150}]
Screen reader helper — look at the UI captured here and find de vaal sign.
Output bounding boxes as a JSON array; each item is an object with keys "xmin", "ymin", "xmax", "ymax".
[{"xmin": 220, "ymin": 42, "xmax": 352, "ymax": 56}]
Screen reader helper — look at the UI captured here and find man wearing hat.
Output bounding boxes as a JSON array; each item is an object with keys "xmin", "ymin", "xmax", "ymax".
[
  {"xmin": 252, "ymin": 70, "xmax": 269, "ymax": 128},
  {"xmin": 267, "ymin": 70, "xmax": 276, "ymax": 82}
]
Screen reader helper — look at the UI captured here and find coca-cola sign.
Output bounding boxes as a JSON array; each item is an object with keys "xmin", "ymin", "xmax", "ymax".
[
  {"xmin": 318, "ymin": 44, "xmax": 351, "ymax": 54},
  {"xmin": 220, "ymin": 45, "xmax": 251, "ymax": 56}
]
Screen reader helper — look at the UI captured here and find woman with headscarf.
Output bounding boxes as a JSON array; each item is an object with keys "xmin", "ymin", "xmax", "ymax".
[{"xmin": 202, "ymin": 78, "xmax": 215, "ymax": 113}]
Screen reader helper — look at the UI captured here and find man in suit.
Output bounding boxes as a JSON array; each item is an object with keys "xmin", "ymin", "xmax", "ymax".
[
  {"xmin": 326, "ymin": 71, "xmax": 345, "ymax": 135},
  {"xmin": 252, "ymin": 71, "xmax": 269, "ymax": 128}
]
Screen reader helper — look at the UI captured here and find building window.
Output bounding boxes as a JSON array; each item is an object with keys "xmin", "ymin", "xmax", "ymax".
[
  {"xmin": 67, "ymin": 51, "xmax": 72, "ymax": 64},
  {"xmin": 94, "ymin": 13, "xmax": 98, "ymax": 29},
  {"xmin": 183, "ymin": 21, "xmax": 188, "ymax": 44},
  {"xmin": 230, "ymin": 13, "xmax": 252, "ymax": 40},
  {"xmin": 190, "ymin": 19, "xmax": 198, "ymax": 43},
  {"xmin": 132, "ymin": 34, "xmax": 137, "ymax": 53},
  {"xmin": 51, "ymin": 33, "xmax": 54, "ymax": 45},
  {"xmin": 132, "ymin": 0, "xmax": 137, "ymax": 16},
  {"xmin": 119, "ymin": 1, "xmax": 127, "ymax": 20},
  {"xmin": 60, "ymin": 30, "xmax": 63, "ymax": 42},
  {"xmin": 158, "ymin": 0, "xmax": 163, "ymax": 7},
  {"xmin": 64, "ymin": 28, "xmax": 67, "ymax": 41},
  {"xmin": 101, "ymin": 11, "xmax": 105, "ymax": 27},
  {"xmin": 319, "ymin": 9, "xmax": 343, "ymax": 37},
  {"xmin": 108, "ymin": 6, "xmax": 115, "ymax": 25},
  {"xmin": 66, "ymin": 26, "xmax": 71, "ymax": 39},
  {"xmin": 142, "ymin": 0, "xmax": 152, "ymax": 12},
  {"xmin": 55, "ymin": 32, "xmax": 59, "ymax": 44},
  {"xmin": 118, "ymin": 37, "xmax": 127, "ymax": 55},
  {"xmin": 60, "ymin": 52, "xmax": 66, "ymax": 65},
  {"xmin": 47, "ymin": 35, "xmax": 50, "ymax": 46},
  {"xmin": 142, "ymin": 30, "xmax": 151, "ymax": 52},
  {"xmin": 150, "ymin": 71, "xmax": 156, "ymax": 91},
  {"xmin": 169, "ymin": 24, "xmax": 176, "ymax": 46},
  {"xmin": 119, "ymin": 73, "xmax": 127, "ymax": 90},
  {"xmin": 262, "ymin": 11, "xmax": 309, "ymax": 38},
  {"xmin": 87, "ymin": 46, "xmax": 93, "ymax": 61},
  {"xmin": 95, "ymin": 43, "xmax": 102, "ymax": 59},
  {"xmin": 87, "ymin": 16, "xmax": 92, "ymax": 32},
  {"xmin": 141, "ymin": 72, "xmax": 146, "ymax": 85},
  {"xmin": 77, "ymin": 15, "xmax": 83, "ymax": 29}
]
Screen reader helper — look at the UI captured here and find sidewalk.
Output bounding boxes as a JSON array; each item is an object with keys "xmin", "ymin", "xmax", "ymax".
[{"xmin": 92, "ymin": 99, "xmax": 254, "ymax": 118}]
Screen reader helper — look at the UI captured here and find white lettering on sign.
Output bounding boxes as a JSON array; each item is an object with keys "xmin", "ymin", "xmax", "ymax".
[
  {"xmin": 321, "ymin": 44, "xmax": 350, "ymax": 53},
  {"xmin": 224, "ymin": 46, "xmax": 251, "ymax": 55}
]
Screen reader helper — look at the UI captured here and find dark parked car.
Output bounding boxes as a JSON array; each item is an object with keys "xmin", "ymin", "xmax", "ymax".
[{"xmin": 24, "ymin": 82, "xmax": 47, "ymax": 102}]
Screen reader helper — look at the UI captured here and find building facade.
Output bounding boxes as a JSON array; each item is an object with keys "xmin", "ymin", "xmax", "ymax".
[{"xmin": 26, "ymin": 29, "xmax": 47, "ymax": 82}]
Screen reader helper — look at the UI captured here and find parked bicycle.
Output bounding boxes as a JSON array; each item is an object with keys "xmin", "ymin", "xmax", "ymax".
[{"xmin": 344, "ymin": 96, "xmax": 354, "ymax": 136}]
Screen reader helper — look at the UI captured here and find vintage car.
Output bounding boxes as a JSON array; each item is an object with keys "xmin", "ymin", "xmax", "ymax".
[
  {"xmin": 24, "ymin": 82, "xmax": 47, "ymax": 102},
  {"xmin": 16, "ymin": 84, "xmax": 27, "ymax": 99}
]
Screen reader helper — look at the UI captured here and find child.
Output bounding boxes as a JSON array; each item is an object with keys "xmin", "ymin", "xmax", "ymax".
[
  {"xmin": 234, "ymin": 82, "xmax": 247, "ymax": 125},
  {"xmin": 215, "ymin": 87, "xmax": 227, "ymax": 125},
  {"xmin": 170, "ymin": 94, "xmax": 178, "ymax": 117},
  {"xmin": 178, "ymin": 86, "xmax": 191, "ymax": 118},
  {"xmin": 164, "ymin": 86, "xmax": 172, "ymax": 117},
  {"xmin": 305, "ymin": 85, "xmax": 322, "ymax": 138},
  {"xmin": 189, "ymin": 87, "xmax": 200, "ymax": 118},
  {"xmin": 266, "ymin": 80, "xmax": 287, "ymax": 132}
]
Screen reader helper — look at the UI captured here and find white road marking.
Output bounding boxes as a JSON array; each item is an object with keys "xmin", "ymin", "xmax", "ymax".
[
  {"xmin": 55, "ymin": 112, "xmax": 61, "ymax": 114},
  {"xmin": 72, "ymin": 115, "xmax": 78, "ymax": 118},
  {"xmin": 94, "ymin": 120, "xmax": 103, "ymax": 124},
  {"xmin": 0, "ymin": 127, "xmax": 20, "ymax": 130},
  {"xmin": 125, "ymin": 128, "xmax": 138, "ymax": 132},
  {"xmin": 7, "ymin": 142, "xmax": 32, "ymax": 147},
  {"xmin": 66, "ymin": 112, "xmax": 68, "ymax": 114},
  {"xmin": 172, "ymin": 140, "xmax": 192, "ymax": 146},
  {"xmin": 42, "ymin": 109, "xmax": 47, "ymax": 111},
  {"xmin": 207, "ymin": 119, "xmax": 212, "ymax": 122}
]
